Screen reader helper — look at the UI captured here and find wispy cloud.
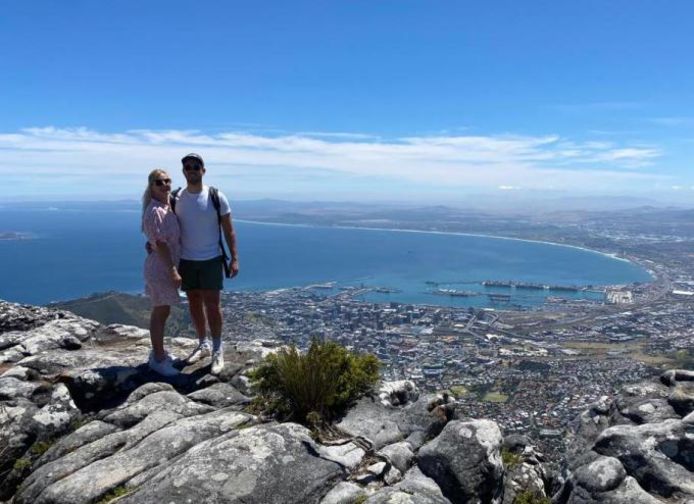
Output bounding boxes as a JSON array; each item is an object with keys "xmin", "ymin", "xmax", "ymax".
[
  {"xmin": 648, "ymin": 116, "xmax": 694, "ymax": 127},
  {"xmin": 551, "ymin": 101, "xmax": 644, "ymax": 114},
  {"xmin": 0, "ymin": 126, "xmax": 668, "ymax": 199}
]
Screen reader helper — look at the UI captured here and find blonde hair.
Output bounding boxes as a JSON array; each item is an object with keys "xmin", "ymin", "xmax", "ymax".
[{"xmin": 141, "ymin": 169, "xmax": 170, "ymax": 232}]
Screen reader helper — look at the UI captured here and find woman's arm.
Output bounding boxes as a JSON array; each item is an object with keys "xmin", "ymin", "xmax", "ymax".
[{"xmin": 154, "ymin": 240, "xmax": 182, "ymax": 288}]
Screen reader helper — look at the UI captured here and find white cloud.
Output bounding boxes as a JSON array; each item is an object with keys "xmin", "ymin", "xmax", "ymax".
[
  {"xmin": 649, "ymin": 117, "xmax": 694, "ymax": 127},
  {"xmin": 0, "ymin": 126, "xmax": 668, "ymax": 200}
]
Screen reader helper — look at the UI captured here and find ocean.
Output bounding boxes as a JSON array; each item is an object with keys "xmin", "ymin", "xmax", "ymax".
[{"xmin": 0, "ymin": 207, "xmax": 652, "ymax": 307}]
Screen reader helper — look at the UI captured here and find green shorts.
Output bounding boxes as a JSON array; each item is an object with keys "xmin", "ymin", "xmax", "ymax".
[{"xmin": 179, "ymin": 256, "xmax": 224, "ymax": 291}]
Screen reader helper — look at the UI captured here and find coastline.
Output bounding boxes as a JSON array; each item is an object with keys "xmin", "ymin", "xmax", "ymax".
[{"xmin": 235, "ymin": 219, "xmax": 651, "ymax": 277}]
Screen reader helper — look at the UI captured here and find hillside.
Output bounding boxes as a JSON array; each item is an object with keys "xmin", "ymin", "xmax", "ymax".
[{"xmin": 49, "ymin": 291, "xmax": 194, "ymax": 337}]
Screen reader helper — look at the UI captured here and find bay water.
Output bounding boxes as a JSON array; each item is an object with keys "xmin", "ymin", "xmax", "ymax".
[{"xmin": 0, "ymin": 207, "xmax": 652, "ymax": 307}]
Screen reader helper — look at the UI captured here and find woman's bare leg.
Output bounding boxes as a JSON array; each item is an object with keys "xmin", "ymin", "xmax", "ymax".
[{"xmin": 150, "ymin": 305, "xmax": 171, "ymax": 361}]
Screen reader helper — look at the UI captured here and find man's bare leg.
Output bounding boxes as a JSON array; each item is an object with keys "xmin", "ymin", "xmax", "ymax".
[
  {"xmin": 186, "ymin": 289, "xmax": 207, "ymax": 344},
  {"xmin": 202, "ymin": 289, "xmax": 224, "ymax": 374},
  {"xmin": 202, "ymin": 289, "xmax": 222, "ymax": 343}
]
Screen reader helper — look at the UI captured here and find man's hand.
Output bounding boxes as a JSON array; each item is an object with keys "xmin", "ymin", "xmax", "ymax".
[{"xmin": 229, "ymin": 259, "xmax": 239, "ymax": 278}]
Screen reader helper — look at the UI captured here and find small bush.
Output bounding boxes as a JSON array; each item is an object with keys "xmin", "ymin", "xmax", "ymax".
[
  {"xmin": 501, "ymin": 448, "xmax": 523, "ymax": 469},
  {"xmin": 513, "ymin": 490, "xmax": 551, "ymax": 504},
  {"xmin": 249, "ymin": 339, "xmax": 380, "ymax": 424},
  {"xmin": 13, "ymin": 457, "xmax": 31, "ymax": 471},
  {"xmin": 30, "ymin": 441, "xmax": 53, "ymax": 456}
]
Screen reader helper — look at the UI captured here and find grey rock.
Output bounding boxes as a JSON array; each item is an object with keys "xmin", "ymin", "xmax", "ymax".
[
  {"xmin": 501, "ymin": 440, "xmax": 548, "ymax": 504},
  {"xmin": 1, "ymin": 365, "xmax": 35, "ymax": 379},
  {"xmin": 126, "ymin": 381, "xmax": 175, "ymax": 402},
  {"xmin": 187, "ymin": 382, "xmax": 250, "ymax": 408},
  {"xmin": 593, "ymin": 419, "xmax": 694, "ymax": 499},
  {"xmin": 406, "ymin": 429, "xmax": 429, "ymax": 450},
  {"xmin": 317, "ymin": 441, "xmax": 366, "ymax": 471},
  {"xmin": 384, "ymin": 465, "xmax": 403, "ymax": 486},
  {"xmin": 27, "ymin": 383, "xmax": 80, "ymax": 440},
  {"xmin": 16, "ymin": 408, "xmax": 253, "ymax": 504},
  {"xmin": 100, "ymin": 390, "xmax": 215, "ymax": 428},
  {"xmin": 337, "ymin": 398, "xmax": 407, "ymax": 449},
  {"xmin": 34, "ymin": 420, "xmax": 119, "ymax": 466},
  {"xmin": 573, "ymin": 455, "xmax": 626, "ymax": 493},
  {"xmin": 118, "ymin": 422, "xmax": 344, "ymax": 504},
  {"xmin": 668, "ymin": 382, "xmax": 694, "ymax": 417},
  {"xmin": 502, "ymin": 434, "xmax": 531, "ymax": 454},
  {"xmin": 230, "ymin": 373, "xmax": 253, "ymax": 394},
  {"xmin": 566, "ymin": 475, "xmax": 664, "ymax": 504},
  {"xmin": 0, "ymin": 376, "xmax": 42, "ymax": 400},
  {"xmin": 0, "ymin": 331, "xmax": 26, "ymax": 351},
  {"xmin": 379, "ymin": 380, "xmax": 419, "ymax": 407},
  {"xmin": 337, "ymin": 393, "xmax": 456, "ymax": 451},
  {"xmin": 615, "ymin": 396, "xmax": 680, "ymax": 424},
  {"xmin": 378, "ymin": 441, "xmax": 415, "ymax": 474},
  {"xmin": 15, "ymin": 318, "xmax": 98, "ymax": 357},
  {"xmin": 418, "ymin": 419, "xmax": 504, "ymax": 504},
  {"xmin": 365, "ymin": 466, "xmax": 452, "ymax": 504},
  {"xmin": 660, "ymin": 369, "xmax": 694, "ymax": 386},
  {"xmin": 321, "ymin": 481, "xmax": 367, "ymax": 504},
  {"xmin": 0, "ymin": 301, "xmax": 64, "ymax": 333},
  {"xmin": 622, "ymin": 380, "xmax": 669, "ymax": 399}
]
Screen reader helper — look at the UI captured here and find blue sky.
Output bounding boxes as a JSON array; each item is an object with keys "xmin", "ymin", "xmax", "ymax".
[{"xmin": 1, "ymin": 1, "xmax": 693, "ymax": 202}]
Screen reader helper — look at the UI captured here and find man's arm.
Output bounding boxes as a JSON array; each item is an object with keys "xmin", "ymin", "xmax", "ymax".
[{"xmin": 220, "ymin": 213, "xmax": 239, "ymax": 278}]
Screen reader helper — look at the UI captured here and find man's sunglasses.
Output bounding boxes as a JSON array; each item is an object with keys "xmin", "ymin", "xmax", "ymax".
[
  {"xmin": 154, "ymin": 178, "xmax": 172, "ymax": 186},
  {"xmin": 183, "ymin": 164, "xmax": 202, "ymax": 172}
]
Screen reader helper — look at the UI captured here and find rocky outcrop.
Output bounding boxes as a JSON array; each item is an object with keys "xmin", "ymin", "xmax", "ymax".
[
  {"xmin": 1, "ymin": 299, "xmax": 534, "ymax": 504},
  {"xmin": 555, "ymin": 369, "xmax": 694, "ymax": 503},
  {"xmin": 4, "ymin": 299, "xmax": 690, "ymax": 504},
  {"xmin": 418, "ymin": 419, "xmax": 505, "ymax": 504}
]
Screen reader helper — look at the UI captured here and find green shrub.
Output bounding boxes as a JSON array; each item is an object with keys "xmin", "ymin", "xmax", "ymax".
[
  {"xmin": 249, "ymin": 339, "xmax": 380, "ymax": 424},
  {"xmin": 13, "ymin": 457, "xmax": 31, "ymax": 471},
  {"xmin": 30, "ymin": 441, "xmax": 53, "ymax": 456},
  {"xmin": 501, "ymin": 448, "xmax": 523, "ymax": 469},
  {"xmin": 513, "ymin": 490, "xmax": 551, "ymax": 504}
]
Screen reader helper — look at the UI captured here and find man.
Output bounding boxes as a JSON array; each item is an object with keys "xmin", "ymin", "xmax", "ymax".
[{"xmin": 176, "ymin": 153, "xmax": 239, "ymax": 375}]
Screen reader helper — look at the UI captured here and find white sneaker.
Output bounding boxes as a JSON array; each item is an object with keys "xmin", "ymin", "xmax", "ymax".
[
  {"xmin": 148, "ymin": 352, "xmax": 180, "ymax": 377},
  {"xmin": 211, "ymin": 351, "xmax": 225, "ymax": 375},
  {"xmin": 186, "ymin": 341, "xmax": 211, "ymax": 364}
]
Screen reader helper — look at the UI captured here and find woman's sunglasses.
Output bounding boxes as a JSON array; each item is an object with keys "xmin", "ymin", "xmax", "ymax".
[{"xmin": 154, "ymin": 178, "xmax": 172, "ymax": 186}]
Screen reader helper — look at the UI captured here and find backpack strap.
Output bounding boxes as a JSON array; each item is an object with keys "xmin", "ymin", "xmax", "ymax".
[
  {"xmin": 170, "ymin": 187, "xmax": 182, "ymax": 214},
  {"xmin": 209, "ymin": 187, "xmax": 231, "ymax": 278}
]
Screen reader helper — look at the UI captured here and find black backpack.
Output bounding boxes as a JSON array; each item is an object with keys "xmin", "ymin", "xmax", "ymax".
[{"xmin": 171, "ymin": 186, "xmax": 231, "ymax": 278}]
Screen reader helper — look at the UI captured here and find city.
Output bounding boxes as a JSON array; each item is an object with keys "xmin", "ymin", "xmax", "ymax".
[{"xmin": 206, "ymin": 207, "xmax": 694, "ymax": 462}]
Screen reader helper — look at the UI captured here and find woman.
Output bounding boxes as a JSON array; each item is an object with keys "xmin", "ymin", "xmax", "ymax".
[{"xmin": 142, "ymin": 169, "xmax": 182, "ymax": 376}]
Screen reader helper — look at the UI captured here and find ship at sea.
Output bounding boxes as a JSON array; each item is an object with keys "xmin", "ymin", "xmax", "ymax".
[
  {"xmin": 481, "ymin": 280, "xmax": 581, "ymax": 292},
  {"xmin": 487, "ymin": 293, "xmax": 512, "ymax": 302},
  {"xmin": 432, "ymin": 288, "xmax": 479, "ymax": 298}
]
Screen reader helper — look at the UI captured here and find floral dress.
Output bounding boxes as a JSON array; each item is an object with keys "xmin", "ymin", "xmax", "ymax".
[{"xmin": 143, "ymin": 200, "xmax": 181, "ymax": 306}]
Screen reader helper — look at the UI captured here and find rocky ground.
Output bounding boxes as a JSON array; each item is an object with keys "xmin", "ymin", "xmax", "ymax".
[{"xmin": 0, "ymin": 299, "xmax": 692, "ymax": 503}]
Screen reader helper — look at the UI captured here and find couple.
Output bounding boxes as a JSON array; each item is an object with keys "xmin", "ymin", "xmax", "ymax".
[{"xmin": 141, "ymin": 153, "xmax": 239, "ymax": 377}]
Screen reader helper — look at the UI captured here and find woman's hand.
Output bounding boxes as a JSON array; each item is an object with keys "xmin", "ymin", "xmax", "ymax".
[{"xmin": 171, "ymin": 268, "xmax": 182, "ymax": 289}]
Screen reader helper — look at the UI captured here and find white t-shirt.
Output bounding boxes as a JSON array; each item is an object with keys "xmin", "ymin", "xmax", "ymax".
[{"xmin": 175, "ymin": 186, "xmax": 231, "ymax": 261}]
